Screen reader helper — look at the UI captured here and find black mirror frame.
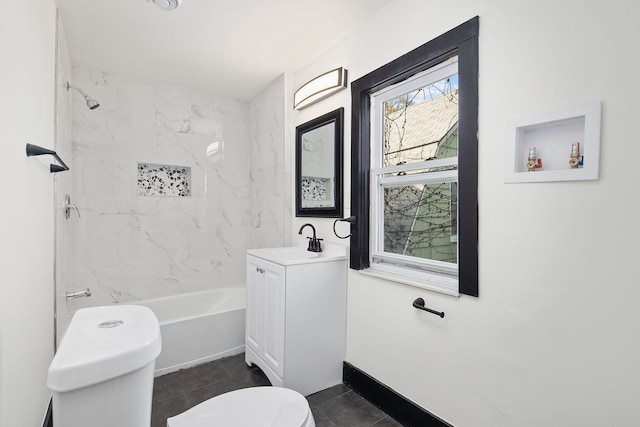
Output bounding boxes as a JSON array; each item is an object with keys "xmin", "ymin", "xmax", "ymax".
[{"xmin": 295, "ymin": 107, "xmax": 344, "ymax": 218}]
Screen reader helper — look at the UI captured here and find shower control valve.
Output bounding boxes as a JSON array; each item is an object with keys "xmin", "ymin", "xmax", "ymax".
[{"xmin": 63, "ymin": 194, "xmax": 81, "ymax": 219}]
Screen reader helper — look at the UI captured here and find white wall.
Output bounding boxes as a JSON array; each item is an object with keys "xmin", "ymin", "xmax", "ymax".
[
  {"xmin": 0, "ymin": 0, "xmax": 57, "ymax": 425},
  {"xmin": 290, "ymin": 1, "xmax": 640, "ymax": 425}
]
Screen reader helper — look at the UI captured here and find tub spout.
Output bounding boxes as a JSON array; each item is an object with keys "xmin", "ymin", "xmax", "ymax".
[{"xmin": 65, "ymin": 288, "xmax": 92, "ymax": 300}]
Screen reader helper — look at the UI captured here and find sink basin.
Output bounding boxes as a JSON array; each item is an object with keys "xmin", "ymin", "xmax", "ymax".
[
  {"xmin": 269, "ymin": 249, "xmax": 319, "ymax": 261},
  {"xmin": 247, "ymin": 245, "xmax": 347, "ymax": 266}
]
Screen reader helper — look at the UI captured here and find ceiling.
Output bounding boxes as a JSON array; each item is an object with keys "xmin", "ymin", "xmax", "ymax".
[{"xmin": 55, "ymin": 0, "xmax": 392, "ymax": 100}]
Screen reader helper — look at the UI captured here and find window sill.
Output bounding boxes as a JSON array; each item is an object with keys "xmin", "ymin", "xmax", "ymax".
[{"xmin": 359, "ymin": 265, "xmax": 460, "ymax": 297}]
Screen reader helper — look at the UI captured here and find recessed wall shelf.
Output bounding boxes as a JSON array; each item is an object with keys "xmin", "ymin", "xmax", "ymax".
[
  {"xmin": 137, "ymin": 163, "xmax": 191, "ymax": 197},
  {"xmin": 504, "ymin": 102, "xmax": 601, "ymax": 183}
]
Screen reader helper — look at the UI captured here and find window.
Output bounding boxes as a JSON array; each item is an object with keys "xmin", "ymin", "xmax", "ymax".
[
  {"xmin": 350, "ymin": 17, "xmax": 478, "ymax": 296},
  {"xmin": 371, "ymin": 58, "xmax": 459, "ymax": 292}
]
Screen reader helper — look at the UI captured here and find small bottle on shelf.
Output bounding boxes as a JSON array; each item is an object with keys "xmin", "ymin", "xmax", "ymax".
[
  {"xmin": 527, "ymin": 146, "xmax": 537, "ymax": 172},
  {"xmin": 569, "ymin": 142, "xmax": 580, "ymax": 168}
]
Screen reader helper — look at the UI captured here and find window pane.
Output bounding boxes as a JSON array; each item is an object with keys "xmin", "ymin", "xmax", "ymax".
[
  {"xmin": 383, "ymin": 75, "xmax": 458, "ymax": 167},
  {"xmin": 383, "ymin": 182, "xmax": 457, "ymax": 264}
]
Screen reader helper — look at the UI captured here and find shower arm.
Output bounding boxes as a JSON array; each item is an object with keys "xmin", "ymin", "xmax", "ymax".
[{"xmin": 67, "ymin": 82, "xmax": 90, "ymax": 100}]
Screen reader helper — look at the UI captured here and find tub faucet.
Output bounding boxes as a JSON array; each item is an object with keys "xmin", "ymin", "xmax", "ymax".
[{"xmin": 298, "ymin": 223, "xmax": 322, "ymax": 252}]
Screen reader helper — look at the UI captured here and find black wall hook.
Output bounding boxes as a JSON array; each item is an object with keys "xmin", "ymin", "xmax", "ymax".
[
  {"xmin": 26, "ymin": 143, "xmax": 69, "ymax": 173},
  {"xmin": 413, "ymin": 298, "xmax": 445, "ymax": 318}
]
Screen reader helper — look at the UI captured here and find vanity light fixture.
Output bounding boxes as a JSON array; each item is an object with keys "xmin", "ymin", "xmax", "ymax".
[{"xmin": 293, "ymin": 67, "xmax": 347, "ymax": 110}]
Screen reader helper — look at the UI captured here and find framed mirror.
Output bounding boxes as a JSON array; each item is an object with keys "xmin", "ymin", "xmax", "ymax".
[{"xmin": 295, "ymin": 107, "xmax": 343, "ymax": 217}]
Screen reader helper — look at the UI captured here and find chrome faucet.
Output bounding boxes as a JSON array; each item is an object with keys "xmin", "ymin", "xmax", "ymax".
[{"xmin": 298, "ymin": 223, "xmax": 323, "ymax": 252}]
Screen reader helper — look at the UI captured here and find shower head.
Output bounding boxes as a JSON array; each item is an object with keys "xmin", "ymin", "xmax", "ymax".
[
  {"xmin": 66, "ymin": 82, "xmax": 100, "ymax": 110},
  {"xmin": 86, "ymin": 98, "xmax": 100, "ymax": 110}
]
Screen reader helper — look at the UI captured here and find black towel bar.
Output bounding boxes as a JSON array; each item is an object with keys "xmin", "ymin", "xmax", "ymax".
[
  {"xmin": 412, "ymin": 298, "xmax": 445, "ymax": 318},
  {"xmin": 26, "ymin": 143, "xmax": 69, "ymax": 173}
]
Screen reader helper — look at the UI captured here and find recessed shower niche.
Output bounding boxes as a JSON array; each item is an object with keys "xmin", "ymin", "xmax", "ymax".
[
  {"xmin": 137, "ymin": 163, "xmax": 191, "ymax": 196},
  {"xmin": 504, "ymin": 102, "xmax": 601, "ymax": 183}
]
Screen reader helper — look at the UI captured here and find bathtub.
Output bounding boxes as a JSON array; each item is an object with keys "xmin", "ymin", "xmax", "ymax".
[{"xmin": 135, "ymin": 287, "xmax": 246, "ymax": 376}]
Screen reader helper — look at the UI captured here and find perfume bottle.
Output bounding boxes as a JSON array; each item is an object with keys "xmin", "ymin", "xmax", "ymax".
[
  {"xmin": 527, "ymin": 146, "xmax": 537, "ymax": 172},
  {"xmin": 569, "ymin": 142, "xmax": 580, "ymax": 168}
]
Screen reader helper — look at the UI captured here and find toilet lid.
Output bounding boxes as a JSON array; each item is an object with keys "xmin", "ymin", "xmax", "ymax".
[{"xmin": 167, "ymin": 387, "xmax": 311, "ymax": 427}]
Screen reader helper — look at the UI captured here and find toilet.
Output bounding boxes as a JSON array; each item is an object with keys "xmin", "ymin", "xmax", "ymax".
[
  {"xmin": 167, "ymin": 386, "xmax": 315, "ymax": 427},
  {"xmin": 47, "ymin": 305, "xmax": 162, "ymax": 427},
  {"xmin": 48, "ymin": 305, "xmax": 314, "ymax": 427}
]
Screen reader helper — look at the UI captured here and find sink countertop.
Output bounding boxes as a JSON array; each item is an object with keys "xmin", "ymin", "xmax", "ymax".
[{"xmin": 247, "ymin": 242, "xmax": 348, "ymax": 266}]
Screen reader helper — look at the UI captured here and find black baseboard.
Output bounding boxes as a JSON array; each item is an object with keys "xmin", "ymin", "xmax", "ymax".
[
  {"xmin": 343, "ymin": 362, "xmax": 452, "ymax": 427},
  {"xmin": 43, "ymin": 398, "xmax": 53, "ymax": 427}
]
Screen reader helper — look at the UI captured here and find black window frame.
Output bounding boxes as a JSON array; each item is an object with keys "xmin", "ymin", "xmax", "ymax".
[{"xmin": 350, "ymin": 16, "xmax": 479, "ymax": 297}]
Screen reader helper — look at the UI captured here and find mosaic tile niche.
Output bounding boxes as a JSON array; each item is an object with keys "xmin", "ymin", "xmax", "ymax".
[
  {"xmin": 301, "ymin": 176, "xmax": 333, "ymax": 207},
  {"xmin": 137, "ymin": 163, "xmax": 191, "ymax": 197}
]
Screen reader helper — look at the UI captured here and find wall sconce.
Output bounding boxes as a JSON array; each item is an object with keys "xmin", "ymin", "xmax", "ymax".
[{"xmin": 293, "ymin": 67, "xmax": 348, "ymax": 110}]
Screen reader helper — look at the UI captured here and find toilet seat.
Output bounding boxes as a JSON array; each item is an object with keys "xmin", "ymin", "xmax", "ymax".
[{"xmin": 167, "ymin": 386, "xmax": 315, "ymax": 427}]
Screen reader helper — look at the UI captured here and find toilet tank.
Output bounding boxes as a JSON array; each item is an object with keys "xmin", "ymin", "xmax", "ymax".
[{"xmin": 47, "ymin": 305, "xmax": 162, "ymax": 427}]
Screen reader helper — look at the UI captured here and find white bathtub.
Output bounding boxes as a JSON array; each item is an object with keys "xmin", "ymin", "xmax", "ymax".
[{"xmin": 135, "ymin": 287, "xmax": 246, "ymax": 376}]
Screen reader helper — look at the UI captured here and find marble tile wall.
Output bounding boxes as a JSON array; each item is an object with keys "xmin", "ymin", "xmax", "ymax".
[
  {"xmin": 248, "ymin": 75, "xmax": 288, "ymax": 248},
  {"xmin": 68, "ymin": 66, "xmax": 257, "ymax": 307}
]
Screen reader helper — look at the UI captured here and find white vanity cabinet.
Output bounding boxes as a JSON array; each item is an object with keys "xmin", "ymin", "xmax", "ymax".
[
  {"xmin": 245, "ymin": 246, "xmax": 347, "ymax": 396},
  {"xmin": 245, "ymin": 255, "xmax": 286, "ymax": 378}
]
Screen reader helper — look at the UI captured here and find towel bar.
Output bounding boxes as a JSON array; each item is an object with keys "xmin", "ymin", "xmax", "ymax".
[{"xmin": 412, "ymin": 298, "xmax": 445, "ymax": 318}]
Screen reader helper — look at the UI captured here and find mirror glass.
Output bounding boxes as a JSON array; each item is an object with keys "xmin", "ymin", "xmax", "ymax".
[{"xmin": 295, "ymin": 108, "xmax": 343, "ymax": 217}]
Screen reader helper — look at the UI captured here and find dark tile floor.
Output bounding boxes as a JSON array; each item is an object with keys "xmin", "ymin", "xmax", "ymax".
[{"xmin": 151, "ymin": 352, "xmax": 403, "ymax": 427}]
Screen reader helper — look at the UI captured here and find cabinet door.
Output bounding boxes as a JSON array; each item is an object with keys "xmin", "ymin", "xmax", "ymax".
[
  {"xmin": 260, "ymin": 260, "xmax": 286, "ymax": 378},
  {"xmin": 245, "ymin": 257, "xmax": 262, "ymax": 354}
]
